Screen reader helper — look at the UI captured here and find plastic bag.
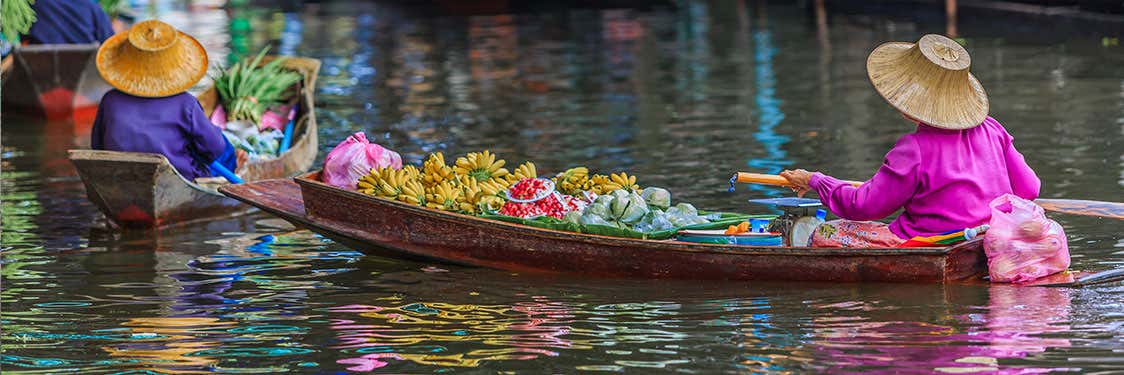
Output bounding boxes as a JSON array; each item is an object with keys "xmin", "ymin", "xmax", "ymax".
[
  {"xmin": 640, "ymin": 187, "xmax": 671, "ymax": 209},
  {"xmin": 322, "ymin": 132, "xmax": 403, "ymax": 190},
  {"xmin": 983, "ymin": 194, "xmax": 1070, "ymax": 283}
]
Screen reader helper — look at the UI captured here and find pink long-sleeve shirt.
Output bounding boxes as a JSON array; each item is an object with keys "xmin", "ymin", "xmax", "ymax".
[{"xmin": 809, "ymin": 117, "xmax": 1040, "ymax": 239}]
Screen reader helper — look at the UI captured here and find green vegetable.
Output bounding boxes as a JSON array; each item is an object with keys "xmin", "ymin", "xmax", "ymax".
[
  {"xmin": 640, "ymin": 187, "xmax": 671, "ymax": 210},
  {"xmin": 99, "ymin": 0, "xmax": 120, "ymax": 18},
  {"xmin": 2, "ymin": 0, "xmax": 36, "ymax": 43},
  {"xmin": 212, "ymin": 47, "xmax": 302, "ymax": 124}
]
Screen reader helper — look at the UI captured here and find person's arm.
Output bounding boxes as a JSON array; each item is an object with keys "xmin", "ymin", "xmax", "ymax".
[
  {"xmin": 809, "ymin": 136, "xmax": 921, "ymax": 221},
  {"xmin": 91, "ymin": 4, "xmax": 115, "ymax": 43},
  {"xmin": 1003, "ymin": 132, "xmax": 1041, "ymax": 200},
  {"xmin": 185, "ymin": 98, "xmax": 232, "ymax": 168}
]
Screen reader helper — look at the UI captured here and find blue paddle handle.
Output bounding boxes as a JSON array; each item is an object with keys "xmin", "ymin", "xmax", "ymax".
[
  {"xmin": 278, "ymin": 104, "xmax": 298, "ymax": 153},
  {"xmin": 209, "ymin": 160, "xmax": 243, "ymax": 184}
]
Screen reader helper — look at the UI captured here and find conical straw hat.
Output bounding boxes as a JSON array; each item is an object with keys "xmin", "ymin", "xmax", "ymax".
[
  {"xmin": 867, "ymin": 34, "xmax": 989, "ymax": 130},
  {"xmin": 96, "ymin": 20, "xmax": 208, "ymax": 98}
]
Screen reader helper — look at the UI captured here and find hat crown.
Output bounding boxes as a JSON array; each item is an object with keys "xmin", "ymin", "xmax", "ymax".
[
  {"xmin": 918, "ymin": 34, "xmax": 970, "ymax": 71},
  {"xmin": 128, "ymin": 20, "xmax": 177, "ymax": 52}
]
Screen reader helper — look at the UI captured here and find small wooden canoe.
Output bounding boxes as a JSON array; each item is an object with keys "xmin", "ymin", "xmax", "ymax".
[
  {"xmin": 219, "ymin": 173, "xmax": 988, "ymax": 283},
  {"xmin": 69, "ymin": 56, "xmax": 321, "ymax": 229},
  {"xmin": 1, "ymin": 44, "xmax": 112, "ymax": 121}
]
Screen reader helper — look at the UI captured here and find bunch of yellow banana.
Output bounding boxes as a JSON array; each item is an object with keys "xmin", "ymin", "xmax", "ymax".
[
  {"xmin": 459, "ymin": 178, "xmax": 506, "ymax": 214},
  {"xmin": 361, "ymin": 165, "xmax": 415, "ymax": 197},
  {"xmin": 397, "ymin": 179, "xmax": 427, "ymax": 205},
  {"xmin": 401, "ymin": 165, "xmax": 421, "ymax": 180},
  {"xmin": 421, "ymin": 152, "xmax": 456, "ymax": 187},
  {"xmin": 552, "ymin": 167, "xmax": 591, "ymax": 195},
  {"xmin": 584, "ymin": 172, "xmax": 640, "ymax": 194},
  {"xmin": 506, "ymin": 161, "xmax": 537, "ymax": 183},
  {"xmin": 425, "ymin": 181, "xmax": 464, "ymax": 211},
  {"xmin": 454, "ymin": 150, "xmax": 509, "ymax": 184},
  {"xmin": 610, "ymin": 172, "xmax": 640, "ymax": 191},
  {"xmin": 356, "ymin": 172, "xmax": 381, "ymax": 196}
]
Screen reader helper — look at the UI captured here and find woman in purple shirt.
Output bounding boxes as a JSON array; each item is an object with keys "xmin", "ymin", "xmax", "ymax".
[
  {"xmin": 91, "ymin": 20, "xmax": 240, "ymax": 181},
  {"xmin": 781, "ymin": 34, "xmax": 1040, "ymax": 247}
]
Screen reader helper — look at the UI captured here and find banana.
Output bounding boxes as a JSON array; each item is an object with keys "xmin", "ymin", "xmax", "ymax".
[
  {"xmin": 507, "ymin": 161, "xmax": 537, "ymax": 182},
  {"xmin": 453, "ymin": 150, "xmax": 510, "ymax": 183},
  {"xmin": 425, "ymin": 181, "xmax": 463, "ymax": 211},
  {"xmin": 610, "ymin": 172, "xmax": 640, "ymax": 191},
  {"xmin": 398, "ymin": 179, "xmax": 427, "ymax": 205},
  {"xmin": 422, "ymin": 152, "xmax": 456, "ymax": 187}
]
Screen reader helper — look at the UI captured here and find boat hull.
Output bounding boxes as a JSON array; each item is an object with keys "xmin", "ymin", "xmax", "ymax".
[
  {"xmin": 220, "ymin": 175, "xmax": 988, "ymax": 283},
  {"xmin": 1, "ymin": 44, "xmax": 110, "ymax": 122},
  {"xmin": 68, "ymin": 57, "xmax": 321, "ymax": 229}
]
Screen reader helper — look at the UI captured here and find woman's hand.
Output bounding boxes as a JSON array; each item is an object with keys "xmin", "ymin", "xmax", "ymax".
[
  {"xmin": 780, "ymin": 169, "xmax": 814, "ymax": 197},
  {"xmin": 236, "ymin": 149, "xmax": 249, "ymax": 168}
]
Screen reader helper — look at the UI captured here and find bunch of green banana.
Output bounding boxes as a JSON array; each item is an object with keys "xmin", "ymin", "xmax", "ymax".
[
  {"xmin": 552, "ymin": 167, "xmax": 591, "ymax": 195},
  {"xmin": 454, "ymin": 150, "xmax": 509, "ymax": 184},
  {"xmin": 421, "ymin": 152, "xmax": 455, "ymax": 187},
  {"xmin": 506, "ymin": 161, "xmax": 537, "ymax": 183},
  {"xmin": 2, "ymin": 0, "xmax": 36, "ymax": 43}
]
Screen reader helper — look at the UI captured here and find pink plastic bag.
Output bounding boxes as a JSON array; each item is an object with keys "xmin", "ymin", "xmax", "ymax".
[
  {"xmin": 322, "ymin": 132, "xmax": 402, "ymax": 190},
  {"xmin": 983, "ymin": 194, "xmax": 1070, "ymax": 283},
  {"xmin": 210, "ymin": 104, "xmax": 227, "ymax": 128}
]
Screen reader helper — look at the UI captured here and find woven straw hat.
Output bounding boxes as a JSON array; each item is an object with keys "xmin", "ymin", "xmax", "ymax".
[
  {"xmin": 96, "ymin": 20, "xmax": 208, "ymax": 98},
  {"xmin": 867, "ymin": 34, "xmax": 989, "ymax": 130}
]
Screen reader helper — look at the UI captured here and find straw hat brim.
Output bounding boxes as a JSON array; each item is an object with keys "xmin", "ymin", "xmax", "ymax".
[
  {"xmin": 96, "ymin": 30, "xmax": 208, "ymax": 98},
  {"xmin": 867, "ymin": 41, "xmax": 989, "ymax": 130}
]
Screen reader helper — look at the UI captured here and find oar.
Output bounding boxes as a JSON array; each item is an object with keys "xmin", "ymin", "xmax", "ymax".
[
  {"xmin": 1024, "ymin": 268, "xmax": 1124, "ymax": 287},
  {"xmin": 731, "ymin": 172, "xmax": 1124, "ymax": 220}
]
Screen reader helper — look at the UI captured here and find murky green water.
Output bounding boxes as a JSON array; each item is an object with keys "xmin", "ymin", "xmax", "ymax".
[{"xmin": 3, "ymin": 1, "xmax": 1124, "ymax": 373}]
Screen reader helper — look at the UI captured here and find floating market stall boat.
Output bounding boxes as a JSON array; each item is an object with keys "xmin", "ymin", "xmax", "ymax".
[
  {"xmin": 218, "ymin": 172, "xmax": 988, "ymax": 283},
  {"xmin": 1, "ymin": 44, "xmax": 113, "ymax": 121},
  {"xmin": 69, "ymin": 56, "xmax": 321, "ymax": 229}
]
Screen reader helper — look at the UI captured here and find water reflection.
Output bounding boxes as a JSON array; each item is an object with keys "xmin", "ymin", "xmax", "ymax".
[
  {"xmin": 810, "ymin": 284, "xmax": 1073, "ymax": 373},
  {"xmin": 2, "ymin": 0, "xmax": 1124, "ymax": 373}
]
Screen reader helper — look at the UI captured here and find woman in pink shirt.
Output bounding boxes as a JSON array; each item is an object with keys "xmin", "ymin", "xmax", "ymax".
[{"xmin": 781, "ymin": 34, "xmax": 1040, "ymax": 247}]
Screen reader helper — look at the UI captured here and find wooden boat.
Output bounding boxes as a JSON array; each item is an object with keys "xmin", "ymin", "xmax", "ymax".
[
  {"xmin": 68, "ymin": 56, "xmax": 321, "ymax": 229},
  {"xmin": 1, "ymin": 44, "xmax": 112, "ymax": 121},
  {"xmin": 218, "ymin": 172, "xmax": 989, "ymax": 283}
]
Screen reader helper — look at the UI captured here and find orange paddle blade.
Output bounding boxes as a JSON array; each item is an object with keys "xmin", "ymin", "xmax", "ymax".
[{"xmin": 1035, "ymin": 198, "xmax": 1124, "ymax": 220}]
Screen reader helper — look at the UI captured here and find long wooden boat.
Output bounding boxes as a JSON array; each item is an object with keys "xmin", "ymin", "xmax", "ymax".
[
  {"xmin": 1, "ymin": 44, "xmax": 112, "ymax": 121},
  {"xmin": 219, "ymin": 172, "xmax": 989, "ymax": 283},
  {"xmin": 68, "ymin": 56, "xmax": 321, "ymax": 229}
]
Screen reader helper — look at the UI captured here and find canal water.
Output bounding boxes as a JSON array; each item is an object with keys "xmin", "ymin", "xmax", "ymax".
[{"xmin": 3, "ymin": 1, "xmax": 1123, "ymax": 373}]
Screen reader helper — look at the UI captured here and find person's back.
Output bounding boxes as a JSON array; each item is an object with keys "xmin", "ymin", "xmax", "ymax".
[
  {"xmin": 91, "ymin": 90, "xmax": 229, "ymax": 181},
  {"xmin": 26, "ymin": 0, "xmax": 114, "ymax": 44},
  {"xmin": 894, "ymin": 117, "xmax": 1040, "ymax": 237}
]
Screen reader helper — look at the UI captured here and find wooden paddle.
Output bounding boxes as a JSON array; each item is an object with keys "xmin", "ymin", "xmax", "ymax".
[{"xmin": 732, "ymin": 172, "xmax": 1124, "ymax": 220}]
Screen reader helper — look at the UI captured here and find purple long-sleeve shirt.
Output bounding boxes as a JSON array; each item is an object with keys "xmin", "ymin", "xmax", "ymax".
[
  {"xmin": 92, "ymin": 90, "xmax": 230, "ymax": 181},
  {"xmin": 26, "ymin": 0, "xmax": 115, "ymax": 44},
  {"xmin": 809, "ymin": 117, "xmax": 1040, "ymax": 239}
]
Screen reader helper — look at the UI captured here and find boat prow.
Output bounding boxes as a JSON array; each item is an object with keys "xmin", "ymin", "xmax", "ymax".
[
  {"xmin": 2, "ymin": 44, "xmax": 111, "ymax": 122},
  {"xmin": 220, "ymin": 174, "xmax": 988, "ymax": 283}
]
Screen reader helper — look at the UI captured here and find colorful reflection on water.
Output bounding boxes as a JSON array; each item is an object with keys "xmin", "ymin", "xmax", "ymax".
[{"xmin": 3, "ymin": 0, "xmax": 1124, "ymax": 373}]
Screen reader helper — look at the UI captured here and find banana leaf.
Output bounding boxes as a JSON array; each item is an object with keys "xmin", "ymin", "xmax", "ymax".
[{"xmin": 480, "ymin": 212, "xmax": 773, "ymax": 240}]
